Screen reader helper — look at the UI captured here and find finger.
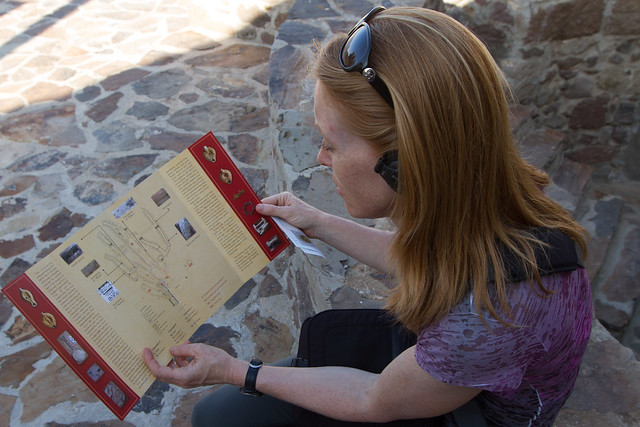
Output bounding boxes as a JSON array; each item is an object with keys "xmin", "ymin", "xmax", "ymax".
[
  {"xmin": 169, "ymin": 343, "xmax": 198, "ymax": 358},
  {"xmin": 260, "ymin": 192, "xmax": 292, "ymax": 206},
  {"xmin": 256, "ymin": 202, "xmax": 281, "ymax": 216},
  {"xmin": 143, "ymin": 348, "xmax": 162, "ymax": 374}
]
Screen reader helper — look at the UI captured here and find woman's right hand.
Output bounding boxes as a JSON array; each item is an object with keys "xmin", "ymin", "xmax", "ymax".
[{"xmin": 256, "ymin": 192, "xmax": 327, "ymax": 239}]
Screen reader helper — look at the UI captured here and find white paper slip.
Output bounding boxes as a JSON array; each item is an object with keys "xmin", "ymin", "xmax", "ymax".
[{"xmin": 272, "ymin": 217, "xmax": 326, "ymax": 258}]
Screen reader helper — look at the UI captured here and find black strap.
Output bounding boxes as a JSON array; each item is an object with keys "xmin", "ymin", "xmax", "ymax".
[{"xmin": 490, "ymin": 228, "xmax": 583, "ymax": 283}]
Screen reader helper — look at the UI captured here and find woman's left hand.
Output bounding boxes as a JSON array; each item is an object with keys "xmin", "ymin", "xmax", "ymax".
[{"xmin": 143, "ymin": 343, "xmax": 239, "ymax": 389}]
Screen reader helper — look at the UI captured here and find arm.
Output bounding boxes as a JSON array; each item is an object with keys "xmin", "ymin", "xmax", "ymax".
[
  {"xmin": 256, "ymin": 192, "xmax": 395, "ymax": 273},
  {"xmin": 144, "ymin": 344, "xmax": 479, "ymax": 422}
]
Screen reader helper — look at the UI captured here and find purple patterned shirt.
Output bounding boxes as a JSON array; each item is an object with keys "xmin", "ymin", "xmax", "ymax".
[{"xmin": 415, "ymin": 268, "xmax": 592, "ymax": 426}]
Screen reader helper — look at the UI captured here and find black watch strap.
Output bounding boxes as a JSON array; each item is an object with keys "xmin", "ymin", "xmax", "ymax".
[{"xmin": 240, "ymin": 358, "xmax": 263, "ymax": 397}]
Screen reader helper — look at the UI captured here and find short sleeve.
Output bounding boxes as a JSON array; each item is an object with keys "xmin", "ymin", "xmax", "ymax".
[{"xmin": 415, "ymin": 310, "xmax": 545, "ymax": 392}]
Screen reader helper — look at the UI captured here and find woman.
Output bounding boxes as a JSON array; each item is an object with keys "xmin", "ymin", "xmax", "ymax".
[{"xmin": 144, "ymin": 6, "xmax": 592, "ymax": 426}]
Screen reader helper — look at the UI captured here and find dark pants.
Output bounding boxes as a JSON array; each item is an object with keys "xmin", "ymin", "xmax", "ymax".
[
  {"xmin": 191, "ymin": 357, "xmax": 297, "ymax": 427},
  {"xmin": 190, "ymin": 357, "xmax": 486, "ymax": 427}
]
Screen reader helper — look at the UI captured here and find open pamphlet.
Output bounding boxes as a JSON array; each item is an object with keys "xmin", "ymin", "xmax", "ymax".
[{"xmin": 2, "ymin": 132, "xmax": 306, "ymax": 420}]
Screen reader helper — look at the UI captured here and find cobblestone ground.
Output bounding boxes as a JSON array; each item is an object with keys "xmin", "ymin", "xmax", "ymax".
[{"xmin": 0, "ymin": 0, "xmax": 638, "ymax": 426}]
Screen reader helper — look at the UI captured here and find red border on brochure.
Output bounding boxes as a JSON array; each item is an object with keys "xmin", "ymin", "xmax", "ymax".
[
  {"xmin": 2, "ymin": 274, "xmax": 138, "ymax": 420},
  {"xmin": 188, "ymin": 132, "xmax": 289, "ymax": 260}
]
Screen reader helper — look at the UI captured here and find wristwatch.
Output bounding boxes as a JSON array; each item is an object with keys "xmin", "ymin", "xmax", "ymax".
[{"xmin": 240, "ymin": 358, "xmax": 263, "ymax": 397}]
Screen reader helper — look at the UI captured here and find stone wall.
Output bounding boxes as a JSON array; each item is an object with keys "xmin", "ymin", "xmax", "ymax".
[{"xmin": 441, "ymin": 0, "xmax": 640, "ymax": 356}]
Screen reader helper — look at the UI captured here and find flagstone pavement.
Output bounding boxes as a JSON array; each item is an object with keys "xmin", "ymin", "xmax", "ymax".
[{"xmin": 0, "ymin": 0, "xmax": 639, "ymax": 426}]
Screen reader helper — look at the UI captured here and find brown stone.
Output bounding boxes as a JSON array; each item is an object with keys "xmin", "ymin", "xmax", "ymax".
[
  {"xmin": 4, "ymin": 315, "xmax": 39, "ymax": 345},
  {"xmin": 21, "ymin": 81, "xmax": 72, "ymax": 104},
  {"xmin": 526, "ymin": 0, "xmax": 605, "ymax": 42},
  {"xmin": 0, "ymin": 197, "xmax": 27, "ymax": 221},
  {"xmin": 229, "ymin": 106, "xmax": 269, "ymax": 132},
  {"xmin": 100, "ymin": 68, "xmax": 150, "ymax": 91},
  {"xmin": 144, "ymin": 129, "xmax": 200, "ymax": 152},
  {"xmin": 569, "ymin": 96, "xmax": 609, "ymax": 129},
  {"xmin": 567, "ymin": 145, "xmax": 618, "ymax": 165},
  {"xmin": 244, "ymin": 312, "xmax": 293, "ymax": 363},
  {"xmin": 86, "ymin": 92, "xmax": 124, "ymax": 123},
  {"xmin": 228, "ymin": 134, "xmax": 263, "ymax": 165},
  {"xmin": 259, "ymin": 274, "xmax": 283, "ymax": 297},
  {"xmin": 0, "ymin": 341, "xmax": 52, "ymax": 387},
  {"xmin": 0, "ymin": 234, "xmax": 35, "ymax": 258},
  {"xmin": 0, "ymin": 103, "xmax": 86, "ymax": 147},
  {"xmin": 186, "ymin": 44, "xmax": 271, "ymax": 68},
  {"xmin": 0, "ymin": 393, "xmax": 16, "ymax": 427},
  {"xmin": 20, "ymin": 356, "xmax": 97, "ymax": 423},
  {"xmin": 604, "ymin": 0, "xmax": 640, "ymax": 36},
  {"xmin": 37, "ymin": 208, "xmax": 90, "ymax": 242},
  {"xmin": 0, "ymin": 175, "xmax": 37, "ymax": 197}
]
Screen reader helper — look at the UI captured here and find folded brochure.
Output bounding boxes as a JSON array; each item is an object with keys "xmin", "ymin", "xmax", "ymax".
[{"xmin": 1, "ymin": 132, "xmax": 312, "ymax": 420}]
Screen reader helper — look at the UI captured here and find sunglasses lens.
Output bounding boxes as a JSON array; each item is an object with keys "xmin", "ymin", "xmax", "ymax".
[{"xmin": 340, "ymin": 24, "xmax": 370, "ymax": 71}]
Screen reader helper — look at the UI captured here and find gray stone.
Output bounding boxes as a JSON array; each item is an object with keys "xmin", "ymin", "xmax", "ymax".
[
  {"xmin": 7, "ymin": 150, "xmax": 67, "ymax": 172},
  {"xmin": 100, "ymin": 68, "xmax": 151, "ymax": 91},
  {"xmin": 623, "ymin": 131, "xmax": 640, "ymax": 181},
  {"xmin": 278, "ymin": 109, "xmax": 321, "ymax": 173},
  {"xmin": 240, "ymin": 167, "xmax": 269, "ymax": 197},
  {"xmin": 185, "ymin": 44, "xmax": 271, "ymax": 68},
  {"xmin": 126, "ymin": 101, "xmax": 169, "ymax": 120},
  {"xmin": 288, "ymin": 0, "xmax": 338, "ymax": 19},
  {"xmin": 189, "ymin": 323, "xmax": 240, "ymax": 357},
  {"xmin": 224, "ymin": 278, "xmax": 257, "ymax": 310},
  {"xmin": 196, "ymin": 76, "xmax": 256, "ymax": 99},
  {"xmin": 0, "ymin": 198, "xmax": 27, "ymax": 221},
  {"xmin": 563, "ymin": 320, "xmax": 640, "ymax": 413},
  {"xmin": 132, "ymin": 68, "xmax": 192, "ymax": 99},
  {"xmin": 93, "ymin": 120, "xmax": 138, "ymax": 152},
  {"xmin": 33, "ymin": 173, "xmax": 66, "ymax": 197},
  {"xmin": 92, "ymin": 154, "xmax": 158, "ymax": 184},
  {"xmin": 74, "ymin": 85, "xmax": 101, "ymax": 102},
  {"xmin": 277, "ymin": 21, "xmax": 327, "ymax": 45},
  {"xmin": 0, "ymin": 258, "xmax": 32, "ymax": 288},
  {"xmin": 601, "ymin": 227, "xmax": 640, "ymax": 303},
  {"xmin": 269, "ymin": 45, "xmax": 309, "ymax": 109},
  {"xmin": 133, "ymin": 381, "xmax": 170, "ymax": 414},
  {"xmin": 73, "ymin": 180, "xmax": 116, "ymax": 205},
  {"xmin": 614, "ymin": 102, "xmax": 637, "ymax": 125},
  {"xmin": 563, "ymin": 77, "xmax": 594, "ymax": 99}
]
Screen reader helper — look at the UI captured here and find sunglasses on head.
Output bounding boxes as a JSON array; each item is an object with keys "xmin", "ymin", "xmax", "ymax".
[{"xmin": 339, "ymin": 6, "xmax": 394, "ymax": 108}]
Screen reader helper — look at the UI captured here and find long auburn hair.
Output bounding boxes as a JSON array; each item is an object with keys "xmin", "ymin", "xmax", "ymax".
[{"xmin": 313, "ymin": 7, "xmax": 588, "ymax": 332}]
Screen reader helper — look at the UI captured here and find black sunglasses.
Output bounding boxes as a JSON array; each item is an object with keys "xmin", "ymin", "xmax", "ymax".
[{"xmin": 339, "ymin": 6, "xmax": 394, "ymax": 108}]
